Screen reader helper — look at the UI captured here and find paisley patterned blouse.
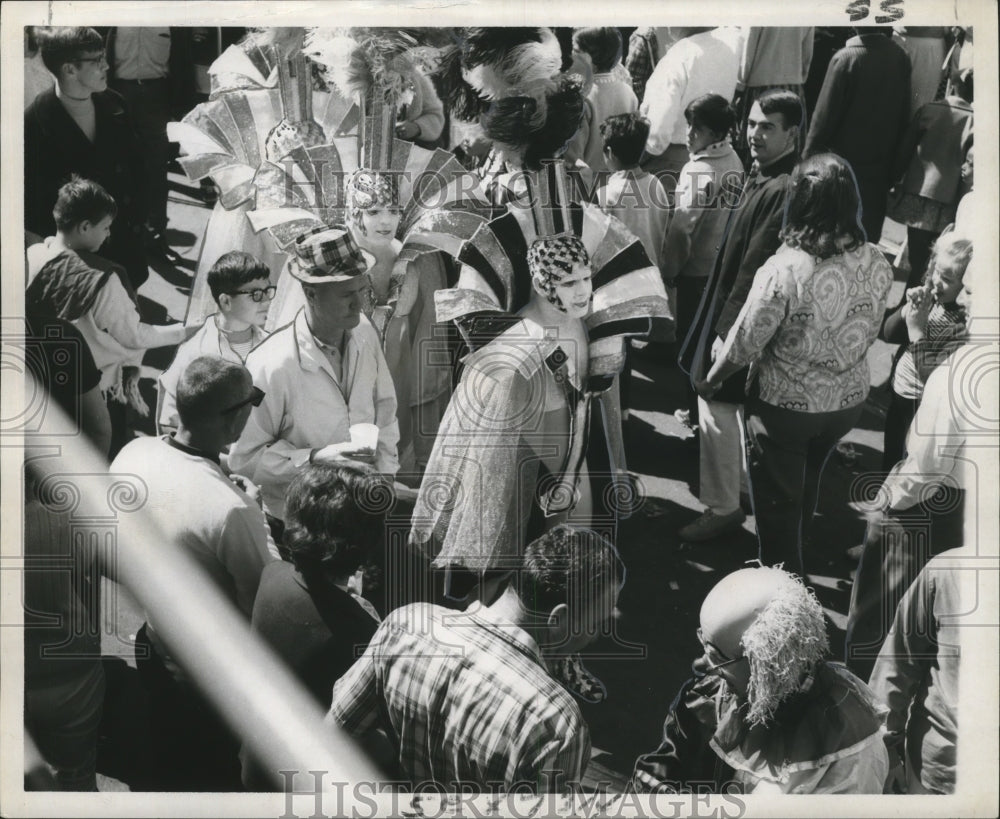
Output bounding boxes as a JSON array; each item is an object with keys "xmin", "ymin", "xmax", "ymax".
[{"xmin": 721, "ymin": 242, "xmax": 894, "ymax": 413}]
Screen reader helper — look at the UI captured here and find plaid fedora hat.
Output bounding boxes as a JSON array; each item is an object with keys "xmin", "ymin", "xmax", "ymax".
[{"xmin": 288, "ymin": 225, "xmax": 376, "ymax": 283}]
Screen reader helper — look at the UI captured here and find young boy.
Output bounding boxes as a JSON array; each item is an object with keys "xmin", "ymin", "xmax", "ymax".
[
  {"xmin": 662, "ymin": 94, "xmax": 745, "ymax": 357},
  {"xmin": 26, "ymin": 176, "xmax": 190, "ymax": 456},
  {"xmin": 566, "ymin": 28, "xmax": 639, "ymax": 173},
  {"xmin": 597, "ymin": 113, "xmax": 673, "ymax": 420},
  {"xmin": 598, "ymin": 113, "xmax": 672, "ymax": 300},
  {"xmin": 157, "ymin": 251, "xmax": 272, "ymax": 434}
]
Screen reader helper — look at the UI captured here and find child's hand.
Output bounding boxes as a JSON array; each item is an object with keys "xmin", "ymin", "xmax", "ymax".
[{"xmin": 902, "ymin": 286, "xmax": 931, "ymax": 339}]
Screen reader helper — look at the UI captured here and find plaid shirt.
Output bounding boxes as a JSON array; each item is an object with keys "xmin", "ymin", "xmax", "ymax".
[{"xmin": 327, "ymin": 603, "xmax": 591, "ymax": 790}]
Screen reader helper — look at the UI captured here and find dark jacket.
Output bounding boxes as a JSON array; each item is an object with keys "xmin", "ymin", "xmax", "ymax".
[
  {"xmin": 893, "ymin": 97, "xmax": 973, "ymax": 205},
  {"xmin": 24, "ymin": 87, "xmax": 146, "ymax": 236},
  {"xmin": 804, "ymin": 34, "xmax": 911, "ymax": 241},
  {"xmin": 250, "ymin": 560, "xmax": 379, "ymax": 709},
  {"xmin": 23, "ymin": 88, "xmax": 148, "ymax": 288},
  {"xmin": 633, "ymin": 662, "xmax": 886, "ymax": 793},
  {"xmin": 679, "ymin": 151, "xmax": 796, "ymax": 403}
]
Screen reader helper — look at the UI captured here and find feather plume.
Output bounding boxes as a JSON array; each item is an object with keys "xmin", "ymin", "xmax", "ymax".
[
  {"xmin": 303, "ymin": 28, "xmax": 419, "ymax": 104},
  {"xmin": 436, "ymin": 44, "xmax": 491, "ymax": 122},
  {"xmin": 460, "ymin": 28, "xmax": 561, "ymax": 100}
]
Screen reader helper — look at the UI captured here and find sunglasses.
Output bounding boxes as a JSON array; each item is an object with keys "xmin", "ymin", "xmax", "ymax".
[
  {"xmin": 228, "ymin": 285, "xmax": 277, "ymax": 303},
  {"xmin": 220, "ymin": 385, "xmax": 265, "ymax": 414},
  {"xmin": 696, "ymin": 627, "xmax": 745, "ymax": 672}
]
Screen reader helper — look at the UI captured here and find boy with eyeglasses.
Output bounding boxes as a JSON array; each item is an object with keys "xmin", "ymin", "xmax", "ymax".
[{"xmin": 158, "ymin": 251, "xmax": 272, "ymax": 435}]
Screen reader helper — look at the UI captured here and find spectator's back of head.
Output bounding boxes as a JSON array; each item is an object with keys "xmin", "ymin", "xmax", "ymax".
[
  {"xmin": 684, "ymin": 93, "xmax": 736, "ymax": 140},
  {"xmin": 518, "ymin": 524, "xmax": 624, "ymax": 624},
  {"xmin": 207, "ymin": 251, "xmax": 271, "ymax": 304},
  {"xmin": 756, "ymin": 89, "xmax": 804, "ymax": 131},
  {"xmin": 600, "ymin": 113, "xmax": 650, "ymax": 168},
  {"xmin": 53, "ymin": 176, "xmax": 117, "ymax": 233},
  {"xmin": 572, "ymin": 27, "xmax": 624, "ymax": 74},
  {"xmin": 175, "ymin": 356, "xmax": 251, "ymax": 432},
  {"xmin": 35, "ymin": 27, "xmax": 104, "ymax": 77},
  {"xmin": 781, "ymin": 153, "xmax": 866, "ymax": 259},
  {"xmin": 283, "ymin": 463, "xmax": 391, "ymax": 581}
]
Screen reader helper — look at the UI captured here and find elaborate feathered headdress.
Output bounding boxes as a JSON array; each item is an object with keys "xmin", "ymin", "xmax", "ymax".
[
  {"xmin": 303, "ymin": 28, "xmax": 422, "ymax": 171},
  {"xmin": 436, "ymin": 28, "xmax": 586, "ymax": 170}
]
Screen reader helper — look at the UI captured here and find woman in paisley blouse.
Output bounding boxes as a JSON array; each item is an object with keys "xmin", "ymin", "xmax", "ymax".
[{"xmin": 696, "ymin": 153, "xmax": 894, "ymax": 576}]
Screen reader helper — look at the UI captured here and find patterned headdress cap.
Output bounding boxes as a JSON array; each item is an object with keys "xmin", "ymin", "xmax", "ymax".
[{"xmin": 527, "ymin": 234, "xmax": 589, "ymax": 307}]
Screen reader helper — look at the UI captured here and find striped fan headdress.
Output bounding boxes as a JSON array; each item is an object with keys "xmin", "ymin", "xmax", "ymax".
[{"xmin": 435, "ymin": 160, "xmax": 673, "ymax": 382}]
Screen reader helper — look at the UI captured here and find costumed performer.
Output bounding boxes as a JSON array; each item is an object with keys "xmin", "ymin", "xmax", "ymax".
[
  {"xmin": 410, "ymin": 159, "xmax": 672, "ymax": 702},
  {"xmin": 247, "ymin": 28, "xmax": 491, "ymax": 478}
]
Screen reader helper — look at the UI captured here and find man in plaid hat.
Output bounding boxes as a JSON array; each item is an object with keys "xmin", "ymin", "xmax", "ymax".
[{"xmin": 229, "ymin": 226, "xmax": 400, "ymax": 524}]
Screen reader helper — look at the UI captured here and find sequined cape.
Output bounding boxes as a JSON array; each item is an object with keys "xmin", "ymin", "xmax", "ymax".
[{"xmin": 410, "ymin": 316, "xmax": 626, "ymax": 572}]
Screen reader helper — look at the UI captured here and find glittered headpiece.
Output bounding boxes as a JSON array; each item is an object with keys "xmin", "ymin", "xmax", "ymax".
[{"xmin": 345, "ymin": 168, "xmax": 399, "ymax": 223}]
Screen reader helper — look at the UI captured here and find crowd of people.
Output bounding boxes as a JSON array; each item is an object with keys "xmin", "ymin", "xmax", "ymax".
[{"xmin": 21, "ymin": 23, "xmax": 981, "ymax": 798}]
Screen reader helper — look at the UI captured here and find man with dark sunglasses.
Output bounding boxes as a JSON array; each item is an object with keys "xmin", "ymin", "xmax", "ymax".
[
  {"xmin": 632, "ymin": 566, "xmax": 888, "ymax": 794},
  {"xmin": 110, "ymin": 355, "xmax": 279, "ymax": 790}
]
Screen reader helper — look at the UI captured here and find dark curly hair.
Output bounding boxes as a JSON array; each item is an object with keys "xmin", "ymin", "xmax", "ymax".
[
  {"xmin": 283, "ymin": 463, "xmax": 391, "ymax": 580},
  {"xmin": 600, "ymin": 113, "xmax": 650, "ymax": 167},
  {"xmin": 517, "ymin": 524, "xmax": 624, "ymax": 616},
  {"xmin": 480, "ymin": 75, "xmax": 586, "ymax": 171},
  {"xmin": 780, "ymin": 153, "xmax": 867, "ymax": 259}
]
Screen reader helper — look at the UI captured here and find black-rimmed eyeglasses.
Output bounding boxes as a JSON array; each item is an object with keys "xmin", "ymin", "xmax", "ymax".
[
  {"xmin": 75, "ymin": 52, "xmax": 107, "ymax": 64},
  {"xmin": 221, "ymin": 386, "xmax": 265, "ymax": 414},
  {"xmin": 227, "ymin": 286, "xmax": 277, "ymax": 303},
  {"xmin": 696, "ymin": 627, "xmax": 746, "ymax": 672}
]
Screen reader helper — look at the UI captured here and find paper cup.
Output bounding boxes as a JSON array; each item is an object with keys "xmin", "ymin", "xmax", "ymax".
[{"xmin": 349, "ymin": 423, "xmax": 379, "ymax": 451}]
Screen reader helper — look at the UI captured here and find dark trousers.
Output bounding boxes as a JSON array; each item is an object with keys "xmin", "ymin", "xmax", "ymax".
[
  {"xmin": 745, "ymin": 398, "xmax": 863, "ymax": 576},
  {"xmin": 135, "ymin": 624, "xmax": 242, "ymax": 791},
  {"xmin": 112, "ymin": 78, "xmax": 171, "ymax": 230},
  {"xmin": 845, "ymin": 488, "xmax": 965, "ymax": 681},
  {"xmin": 905, "ymin": 226, "xmax": 940, "ymax": 289},
  {"xmin": 676, "ymin": 276, "xmax": 709, "ymax": 423},
  {"xmin": 882, "ymin": 389, "xmax": 920, "ymax": 471}
]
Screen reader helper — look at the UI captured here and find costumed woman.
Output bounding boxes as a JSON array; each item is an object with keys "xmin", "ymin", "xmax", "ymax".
[
  {"xmin": 410, "ymin": 158, "xmax": 672, "ymax": 701},
  {"xmin": 242, "ymin": 28, "xmax": 491, "ymax": 477}
]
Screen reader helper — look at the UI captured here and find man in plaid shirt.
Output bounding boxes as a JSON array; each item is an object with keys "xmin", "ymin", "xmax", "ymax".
[{"xmin": 325, "ymin": 525, "xmax": 624, "ymax": 791}]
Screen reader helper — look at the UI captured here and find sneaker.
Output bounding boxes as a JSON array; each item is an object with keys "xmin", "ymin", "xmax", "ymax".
[
  {"xmin": 678, "ymin": 508, "xmax": 746, "ymax": 542},
  {"xmin": 550, "ymin": 654, "xmax": 607, "ymax": 704}
]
